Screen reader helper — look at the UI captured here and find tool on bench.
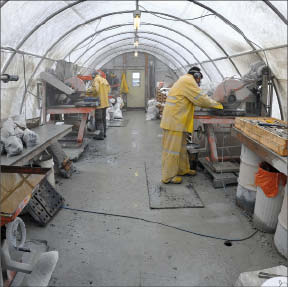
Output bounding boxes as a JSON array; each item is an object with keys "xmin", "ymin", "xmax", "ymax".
[
  {"xmin": 258, "ymin": 123, "xmax": 288, "ymax": 129},
  {"xmin": 258, "ymin": 272, "xmax": 288, "ymax": 279}
]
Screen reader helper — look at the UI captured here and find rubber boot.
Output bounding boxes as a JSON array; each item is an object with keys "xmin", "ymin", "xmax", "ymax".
[
  {"xmin": 94, "ymin": 109, "xmax": 105, "ymax": 140},
  {"xmin": 162, "ymin": 176, "xmax": 182, "ymax": 184},
  {"xmin": 180, "ymin": 170, "xmax": 197, "ymax": 176}
]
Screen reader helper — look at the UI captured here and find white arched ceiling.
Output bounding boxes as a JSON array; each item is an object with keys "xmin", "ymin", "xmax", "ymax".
[
  {"xmin": 89, "ymin": 44, "xmax": 184, "ymax": 73},
  {"xmin": 1, "ymin": 0, "xmax": 287, "ymax": 119},
  {"xmin": 82, "ymin": 50, "xmax": 179, "ymax": 76}
]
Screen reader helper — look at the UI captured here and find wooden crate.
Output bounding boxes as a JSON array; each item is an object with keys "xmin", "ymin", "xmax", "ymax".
[
  {"xmin": 235, "ymin": 117, "xmax": 288, "ymax": 156},
  {"xmin": 156, "ymin": 88, "xmax": 167, "ymax": 104}
]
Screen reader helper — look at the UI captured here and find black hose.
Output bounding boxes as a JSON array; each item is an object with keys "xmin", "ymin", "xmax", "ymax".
[{"xmin": 62, "ymin": 206, "xmax": 258, "ymax": 242}]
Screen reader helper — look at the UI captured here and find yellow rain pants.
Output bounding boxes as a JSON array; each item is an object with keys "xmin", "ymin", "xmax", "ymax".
[{"xmin": 162, "ymin": 129, "xmax": 190, "ymax": 182}]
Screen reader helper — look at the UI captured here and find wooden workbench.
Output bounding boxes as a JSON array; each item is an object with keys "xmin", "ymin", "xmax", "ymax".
[
  {"xmin": 1, "ymin": 124, "xmax": 72, "ymax": 166},
  {"xmin": 232, "ymin": 127, "xmax": 287, "ymax": 175}
]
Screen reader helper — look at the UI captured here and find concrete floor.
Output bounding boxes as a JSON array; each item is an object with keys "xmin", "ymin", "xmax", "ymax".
[{"xmin": 26, "ymin": 111, "xmax": 286, "ymax": 286}]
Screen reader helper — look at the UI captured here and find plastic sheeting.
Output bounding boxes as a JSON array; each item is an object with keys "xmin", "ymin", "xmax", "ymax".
[{"xmin": 1, "ymin": 0, "xmax": 287, "ymax": 120}]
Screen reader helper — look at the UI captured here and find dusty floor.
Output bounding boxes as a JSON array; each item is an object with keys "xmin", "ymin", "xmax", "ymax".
[{"xmin": 26, "ymin": 111, "xmax": 286, "ymax": 286}]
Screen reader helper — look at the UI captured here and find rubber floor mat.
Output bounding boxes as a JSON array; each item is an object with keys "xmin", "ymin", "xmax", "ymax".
[
  {"xmin": 145, "ymin": 163, "xmax": 204, "ymax": 209},
  {"xmin": 107, "ymin": 119, "xmax": 129, "ymax": 127}
]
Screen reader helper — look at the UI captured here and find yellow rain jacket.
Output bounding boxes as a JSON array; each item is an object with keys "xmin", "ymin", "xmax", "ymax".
[
  {"xmin": 87, "ymin": 75, "xmax": 110, "ymax": 109},
  {"xmin": 160, "ymin": 74, "xmax": 223, "ymax": 133}
]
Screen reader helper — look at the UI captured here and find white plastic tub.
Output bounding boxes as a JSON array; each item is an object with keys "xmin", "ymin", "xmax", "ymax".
[
  {"xmin": 238, "ymin": 144, "xmax": 261, "ymax": 191},
  {"xmin": 274, "ymin": 185, "xmax": 287, "ymax": 258},
  {"xmin": 236, "ymin": 145, "xmax": 261, "ymax": 213},
  {"xmin": 253, "ymin": 184, "xmax": 284, "ymax": 233},
  {"xmin": 39, "ymin": 157, "xmax": 55, "ymax": 188},
  {"xmin": 236, "ymin": 184, "xmax": 256, "ymax": 214}
]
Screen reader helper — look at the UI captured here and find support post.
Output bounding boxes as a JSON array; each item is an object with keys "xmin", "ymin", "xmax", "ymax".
[
  {"xmin": 145, "ymin": 53, "xmax": 149, "ymax": 111},
  {"xmin": 205, "ymin": 124, "xmax": 218, "ymax": 162}
]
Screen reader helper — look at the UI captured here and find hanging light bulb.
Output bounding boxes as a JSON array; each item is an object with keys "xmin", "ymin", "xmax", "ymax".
[
  {"xmin": 133, "ymin": 10, "xmax": 141, "ymax": 30},
  {"xmin": 134, "ymin": 36, "xmax": 139, "ymax": 48},
  {"xmin": 134, "ymin": 50, "xmax": 138, "ymax": 57}
]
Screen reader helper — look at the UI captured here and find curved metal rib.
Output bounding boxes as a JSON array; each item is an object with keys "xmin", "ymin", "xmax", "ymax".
[
  {"xmin": 79, "ymin": 37, "xmax": 189, "ymax": 68},
  {"xmin": 3, "ymin": 1, "xmax": 260, "ymax": 76},
  {"xmin": 189, "ymin": 0, "xmax": 257, "ymax": 50},
  {"xmin": 69, "ymin": 30, "xmax": 194, "ymax": 64},
  {"xmin": 87, "ymin": 42, "xmax": 186, "ymax": 71},
  {"xmin": 1, "ymin": 0, "xmax": 86, "ymax": 74},
  {"xmin": 19, "ymin": 7, "xmax": 257, "ymax": 110},
  {"xmin": 262, "ymin": 0, "xmax": 287, "ymax": 25},
  {"xmin": 88, "ymin": 48, "xmax": 180, "ymax": 79},
  {"xmin": 64, "ymin": 25, "xmax": 212, "ymax": 80},
  {"xmin": 88, "ymin": 47, "xmax": 180, "ymax": 74}
]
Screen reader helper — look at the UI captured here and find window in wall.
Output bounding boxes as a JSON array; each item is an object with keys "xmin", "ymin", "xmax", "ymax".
[{"xmin": 132, "ymin": 72, "xmax": 141, "ymax": 87}]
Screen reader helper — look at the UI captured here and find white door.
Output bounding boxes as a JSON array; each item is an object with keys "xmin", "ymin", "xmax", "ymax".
[{"xmin": 127, "ymin": 70, "xmax": 145, "ymax": 108}]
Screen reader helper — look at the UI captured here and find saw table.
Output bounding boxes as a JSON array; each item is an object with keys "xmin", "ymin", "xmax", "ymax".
[
  {"xmin": 193, "ymin": 114, "xmax": 240, "ymax": 188},
  {"xmin": 46, "ymin": 106, "xmax": 97, "ymax": 145}
]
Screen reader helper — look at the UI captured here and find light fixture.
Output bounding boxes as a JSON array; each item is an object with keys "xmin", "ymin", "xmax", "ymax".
[
  {"xmin": 134, "ymin": 50, "xmax": 138, "ymax": 57},
  {"xmin": 134, "ymin": 36, "xmax": 139, "ymax": 48},
  {"xmin": 133, "ymin": 10, "xmax": 141, "ymax": 30}
]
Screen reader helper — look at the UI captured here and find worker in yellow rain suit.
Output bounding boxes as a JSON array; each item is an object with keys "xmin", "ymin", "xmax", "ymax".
[
  {"xmin": 88, "ymin": 71, "xmax": 111, "ymax": 139},
  {"xmin": 160, "ymin": 66, "xmax": 223, "ymax": 184}
]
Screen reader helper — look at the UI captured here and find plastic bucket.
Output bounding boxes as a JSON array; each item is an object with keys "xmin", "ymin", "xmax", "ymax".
[
  {"xmin": 253, "ymin": 184, "xmax": 284, "ymax": 233},
  {"xmin": 274, "ymin": 185, "xmax": 287, "ymax": 258},
  {"xmin": 236, "ymin": 184, "xmax": 256, "ymax": 214},
  {"xmin": 236, "ymin": 145, "xmax": 261, "ymax": 213},
  {"xmin": 39, "ymin": 156, "xmax": 55, "ymax": 188},
  {"xmin": 238, "ymin": 144, "xmax": 261, "ymax": 191}
]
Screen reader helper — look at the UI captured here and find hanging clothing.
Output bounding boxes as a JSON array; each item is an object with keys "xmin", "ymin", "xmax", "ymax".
[{"xmin": 120, "ymin": 72, "xmax": 129, "ymax": 94}]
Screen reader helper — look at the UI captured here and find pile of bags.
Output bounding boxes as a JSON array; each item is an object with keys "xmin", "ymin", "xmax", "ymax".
[
  {"xmin": 1, "ymin": 115, "xmax": 39, "ymax": 157},
  {"xmin": 107, "ymin": 96, "xmax": 124, "ymax": 120},
  {"xmin": 146, "ymin": 99, "xmax": 159, "ymax": 120}
]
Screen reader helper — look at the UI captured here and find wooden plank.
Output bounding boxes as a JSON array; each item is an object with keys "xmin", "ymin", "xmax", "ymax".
[
  {"xmin": 1, "ymin": 124, "xmax": 72, "ymax": 166},
  {"xmin": 232, "ymin": 128, "xmax": 287, "ymax": 175},
  {"xmin": 235, "ymin": 117, "xmax": 288, "ymax": 156},
  {"xmin": 47, "ymin": 107, "xmax": 96, "ymax": 114}
]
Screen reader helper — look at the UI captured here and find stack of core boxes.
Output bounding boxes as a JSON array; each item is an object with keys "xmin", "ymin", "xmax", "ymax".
[{"xmin": 156, "ymin": 88, "xmax": 167, "ymax": 118}]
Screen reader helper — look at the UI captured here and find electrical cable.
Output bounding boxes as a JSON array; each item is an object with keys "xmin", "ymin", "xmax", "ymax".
[
  {"xmin": 139, "ymin": 5, "xmax": 214, "ymax": 21},
  {"xmin": 79, "ymin": 18, "xmax": 102, "ymax": 54},
  {"xmin": 68, "ymin": 18, "xmax": 104, "ymax": 59},
  {"xmin": 61, "ymin": 206, "xmax": 258, "ymax": 242}
]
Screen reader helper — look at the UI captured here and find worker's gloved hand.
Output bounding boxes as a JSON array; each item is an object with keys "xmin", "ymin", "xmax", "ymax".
[{"xmin": 214, "ymin": 102, "xmax": 223, "ymax": 110}]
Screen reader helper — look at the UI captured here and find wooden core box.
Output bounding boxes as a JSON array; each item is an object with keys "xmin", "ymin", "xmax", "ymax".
[{"xmin": 235, "ymin": 117, "xmax": 288, "ymax": 156}]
